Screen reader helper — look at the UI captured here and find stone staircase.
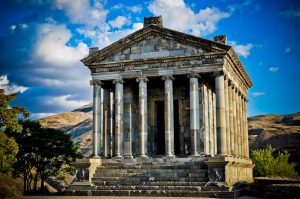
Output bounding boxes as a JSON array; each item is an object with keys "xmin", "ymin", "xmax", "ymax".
[{"xmin": 66, "ymin": 157, "xmax": 242, "ymax": 197}]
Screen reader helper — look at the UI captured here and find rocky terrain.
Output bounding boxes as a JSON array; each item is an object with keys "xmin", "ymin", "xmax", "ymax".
[{"xmin": 38, "ymin": 105, "xmax": 300, "ymax": 173}]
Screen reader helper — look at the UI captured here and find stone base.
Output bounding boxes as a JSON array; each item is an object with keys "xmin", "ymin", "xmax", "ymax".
[{"xmin": 204, "ymin": 156, "xmax": 254, "ymax": 187}]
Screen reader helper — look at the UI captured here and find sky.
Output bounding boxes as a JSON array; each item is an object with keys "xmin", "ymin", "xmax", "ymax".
[{"xmin": 0, "ymin": 0, "xmax": 299, "ymax": 119}]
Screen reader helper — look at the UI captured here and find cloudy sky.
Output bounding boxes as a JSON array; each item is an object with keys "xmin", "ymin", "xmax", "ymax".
[{"xmin": 0, "ymin": 0, "xmax": 299, "ymax": 119}]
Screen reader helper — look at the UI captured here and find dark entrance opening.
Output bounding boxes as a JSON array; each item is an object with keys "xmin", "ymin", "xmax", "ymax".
[
  {"xmin": 156, "ymin": 100, "xmax": 180, "ymax": 156},
  {"xmin": 156, "ymin": 101, "xmax": 165, "ymax": 155}
]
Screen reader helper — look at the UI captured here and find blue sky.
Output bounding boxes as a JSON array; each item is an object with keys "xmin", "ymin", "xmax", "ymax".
[{"xmin": 0, "ymin": 0, "xmax": 299, "ymax": 119}]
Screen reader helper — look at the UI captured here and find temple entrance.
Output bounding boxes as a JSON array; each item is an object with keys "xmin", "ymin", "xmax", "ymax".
[{"xmin": 156, "ymin": 100, "xmax": 180, "ymax": 156}]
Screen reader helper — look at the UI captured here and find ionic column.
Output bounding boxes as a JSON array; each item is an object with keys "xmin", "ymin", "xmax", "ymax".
[
  {"xmin": 90, "ymin": 79, "xmax": 103, "ymax": 157},
  {"xmin": 232, "ymin": 86, "xmax": 238, "ymax": 157},
  {"xmin": 162, "ymin": 75, "xmax": 175, "ymax": 157},
  {"xmin": 236, "ymin": 90, "xmax": 241, "ymax": 157},
  {"xmin": 228, "ymin": 81, "xmax": 235, "ymax": 156},
  {"xmin": 123, "ymin": 86, "xmax": 133, "ymax": 159},
  {"xmin": 110, "ymin": 91, "xmax": 114, "ymax": 157},
  {"xmin": 244, "ymin": 98, "xmax": 250, "ymax": 158},
  {"xmin": 103, "ymin": 88, "xmax": 111, "ymax": 158},
  {"xmin": 224, "ymin": 77, "xmax": 231, "ymax": 155},
  {"xmin": 113, "ymin": 78, "xmax": 124, "ymax": 158},
  {"xmin": 214, "ymin": 71, "xmax": 227, "ymax": 155},
  {"xmin": 202, "ymin": 83, "xmax": 210, "ymax": 155},
  {"xmin": 188, "ymin": 73, "xmax": 200, "ymax": 156},
  {"xmin": 137, "ymin": 76, "xmax": 149, "ymax": 158},
  {"xmin": 208, "ymin": 88, "xmax": 214, "ymax": 156}
]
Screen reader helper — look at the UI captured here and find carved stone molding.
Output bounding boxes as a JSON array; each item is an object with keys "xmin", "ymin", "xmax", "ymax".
[
  {"xmin": 213, "ymin": 70, "xmax": 224, "ymax": 77},
  {"xmin": 136, "ymin": 76, "xmax": 149, "ymax": 83},
  {"xmin": 113, "ymin": 78, "xmax": 124, "ymax": 84},
  {"xmin": 187, "ymin": 72, "xmax": 200, "ymax": 79},
  {"xmin": 161, "ymin": 75, "xmax": 175, "ymax": 81},
  {"xmin": 90, "ymin": 79, "xmax": 103, "ymax": 86}
]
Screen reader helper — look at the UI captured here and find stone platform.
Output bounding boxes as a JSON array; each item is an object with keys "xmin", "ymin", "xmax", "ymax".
[{"xmin": 65, "ymin": 157, "xmax": 248, "ymax": 198}]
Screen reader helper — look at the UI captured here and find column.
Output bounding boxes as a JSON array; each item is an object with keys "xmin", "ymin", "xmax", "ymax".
[
  {"xmin": 240, "ymin": 94, "xmax": 245, "ymax": 158},
  {"xmin": 225, "ymin": 77, "xmax": 231, "ymax": 155},
  {"xmin": 113, "ymin": 79, "xmax": 124, "ymax": 158},
  {"xmin": 162, "ymin": 75, "xmax": 175, "ymax": 157},
  {"xmin": 103, "ymin": 88, "xmax": 111, "ymax": 158},
  {"xmin": 242, "ymin": 96, "xmax": 247, "ymax": 158},
  {"xmin": 123, "ymin": 86, "xmax": 133, "ymax": 159},
  {"xmin": 208, "ymin": 88, "xmax": 214, "ymax": 156},
  {"xmin": 137, "ymin": 76, "xmax": 149, "ymax": 158},
  {"xmin": 90, "ymin": 79, "xmax": 103, "ymax": 157},
  {"xmin": 214, "ymin": 71, "xmax": 227, "ymax": 155},
  {"xmin": 232, "ymin": 86, "xmax": 238, "ymax": 157},
  {"xmin": 110, "ymin": 91, "xmax": 114, "ymax": 157},
  {"xmin": 244, "ymin": 98, "xmax": 250, "ymax": 158},
  {"xmin": 236, "ymin": 90, "xmax": 241, "ymax": 157},
  {"xmin": 202, "ymin": 83, "xmax": 210, "ymax": 155},
  {"xmin": 228, "ymin": 81, "xmax": 235, "ymax": 156},
  {"xmin": 188, "ymin": 73, "xmax": 200, "ymax": 156}
]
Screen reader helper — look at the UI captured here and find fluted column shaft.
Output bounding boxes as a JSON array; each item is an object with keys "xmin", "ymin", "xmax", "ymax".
[
  {"xmin": 244, "ymin": 98, "xmax": 249, "ymax": 158},
  {"xmin": 225, "ymin": 77, "xmax": 230, "ymax": 155},
  {"xmin": 162, "ymin": 75, "xmax": 175, "ymax": 157},
  {"xmin": 229, "ymin": 81, "xmax": 234, "ymax": 155},
  {"xmin": 137, "ymin": 77, "xmax": 149, "ymax": 158},
  {"xmin": 113, "ymin": 79, "xmax": 124, "ymax": 158},
  {"xmin": 214, "ymin": 72, "xmax": 226, "ymax": 155},
  {"xmin": 123, "ymin": 86, "xmax": 133, "ymax": 159},
  {"xmin": 232, "ymin": 86, "xmax": 238, "ymax": 156},
  {"xmin": 236, "ymin": 91, "xmax": 242, "ymax": 156},
  {"xmin": 90, "ymin": 80, "xmax": 103, "ymax": 157},
  {"xmin": 103, "ymin": 88, "xmax": 111, "ymax": 158},
  {"xmin": 189, "ymin": 73, "xmax": 200, "ymax": 156}
]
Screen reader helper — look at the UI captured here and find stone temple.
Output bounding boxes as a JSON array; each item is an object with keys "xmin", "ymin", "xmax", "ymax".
[{"xmin": 67, "ymin": 16, "xmax": 254, "ymax": 197}]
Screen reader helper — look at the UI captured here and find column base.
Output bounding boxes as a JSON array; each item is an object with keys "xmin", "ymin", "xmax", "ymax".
[
  {"xmin": 189, "ymin": 153, "xmax": 201, "ymax": 158},
  {"xmin": 165, "ymin": 155, "xmax": 175, "ymax": 158},
  {"xmin": 124, "ymin": 155, "xmax": 133, "ymax": 159},
  {"xmin": 114, "ymin": 155, "xmax": 123, "ymax": 159},
  {"xmin": 138, "ymin": 154, "xmax": 148, "ymax": 159}
]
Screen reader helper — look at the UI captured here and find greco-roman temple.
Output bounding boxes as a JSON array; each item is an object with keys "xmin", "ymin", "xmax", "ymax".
[{"xmin": 67, "ymin": 16, "xmax": 254, "ymax": 197}]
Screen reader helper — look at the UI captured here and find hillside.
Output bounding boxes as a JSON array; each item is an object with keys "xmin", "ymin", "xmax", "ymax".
[
  {"xmin": 38, "ymin": 105, "xmax": 300, "ymax": 173},
  {"xmin": 248, "ymin": 112, "xmax": 300, "ymax": 173}
]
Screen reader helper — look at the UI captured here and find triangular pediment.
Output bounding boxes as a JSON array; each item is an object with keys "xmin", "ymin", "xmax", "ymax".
[{"xmin": 82, "ymin": 25, "xmax": 230, "ymax": 65}]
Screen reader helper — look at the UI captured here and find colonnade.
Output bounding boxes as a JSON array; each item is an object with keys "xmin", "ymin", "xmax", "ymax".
[{"xmin": 90, "ymin": 71, "xmax": 249, "ymax": 159}]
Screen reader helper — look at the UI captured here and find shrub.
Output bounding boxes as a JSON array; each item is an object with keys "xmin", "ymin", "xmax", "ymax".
[{"xmin": 251, "ymin": 145, "xmax": 298, "ymax": 177}]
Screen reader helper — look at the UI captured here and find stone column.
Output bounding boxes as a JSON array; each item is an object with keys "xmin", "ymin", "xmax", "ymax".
[
  {"xmin": 233, "ymin": 87, "xmax": 238, "ymax": 157},
  {"xmin": 137, "ymin": 76, "xmax": 149, "ymax": 158},
  {"xmin": 224, "ymin": 77, "xmax": 231, "ymax": 155},
  {"xmin": 244, "ymin": 98, "xmax": 249, "ymax": 158},
  {"xmin": 208, "ymin": 88, "xmax": 214, "ymax": 156},
  {"xmin": 236, "ymin": 90, "xmax": 241, "ymax": 157},
  {"xmin": 123, "ymin": 86, "xmax": 133, "ymax": 159},
  {"xmin": 214, "ymin": 71, "xmax": 227, "ymax": 155},
  {"xmin": 102, "ymin": 88, "xmax": 111, "ymax": 158},
  {"xmin": 188, "ymin": 73, "xmax": 200, "ymax": 156},
  {"xmin": 113, "ymin": 79, "xmax": 124, "ymax": 158},
  {"xmin": 242, "ymin": 96, "xmax": 247, "ymax": 158},
  {"xmin": 228, "ymin": 81, "xmax": 235, "ymax": 156},
  {"xmin": 162, "ymin": 75, "xmax": 175, "ymax": 157},
  {"xmin": 240, "ymin": 94, "xmax": 245, "ymax": 158},
  {"xmin": 202, "ymin": 83, "xmax": 210, "ymax": 155},
  {"xmin": 90, "ymin": 80, "xmax": 103, "ymax": 157},
  {"xmin": 110, "ymin": 91, "xmax": 114, "ymax": 157}
]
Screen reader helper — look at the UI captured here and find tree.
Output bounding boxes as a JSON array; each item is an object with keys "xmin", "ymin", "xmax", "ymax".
[
  {"xmin": 251, "ymin": 145, "xmax": 298, "ymax": 177},
  {"xmin": 0, "ymin": 89, "xmax": 29, "ymax": 132},
  {"xmin": 0, "ymin": 89, "xmax": 28, "ymax": 174},
  {"xmin": 8, "ymin": 120, "xmax": 81, "ymax": 193},
  {"xmin": 0, "ymin": 131, "xmax": 18, "ymax": 173}
]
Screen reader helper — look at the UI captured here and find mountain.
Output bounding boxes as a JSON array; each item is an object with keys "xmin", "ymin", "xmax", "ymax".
[{"xmin": 38, "ymin": 105, "xmax": 300, "ymax": 173}]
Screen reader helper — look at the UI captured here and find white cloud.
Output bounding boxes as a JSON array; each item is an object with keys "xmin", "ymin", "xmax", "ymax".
[
  {"xmin": 268, "ymin": 67, "xmax": 279, "ymax": 72},
  {"xmin": 130, "ymin": 5, "xmax": 142, "ymax": 13},
  {"xmin": 251, "ymin": 92, "xmax": 266, "ymax": 97},
  {"xmin": 148, "ymin": 0, "xmax": 230, "ymax": 36},
  {"xmin": 34, "ymin": 22, "xmax": 89, "ymax": 66},
  {"xmin": 109, "ymin": 16, "xmax": 128, "ymax": 29},
  {"xmin": 53, "ymin": 0, "xmax": 108, "ymax": 28},
  {"xmin": 0, "ymin": 75, "xmax": 28, "ymax": 94},
  {"xmin": 44, "ymin": 95, "xmax": 89, "ymax": 110},
  {"xmin": 229, "ymin": 41, "xmax": 253, "ymax": 58},
  {"xmin": 10, "ymin": 25, "xmax": 16, "ymax": 31}
]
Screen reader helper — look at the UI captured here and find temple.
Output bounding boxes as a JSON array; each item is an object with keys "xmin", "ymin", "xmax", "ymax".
[{"xmin": 67, "ymin": 16, "xmax": 254, "ymax": 197}]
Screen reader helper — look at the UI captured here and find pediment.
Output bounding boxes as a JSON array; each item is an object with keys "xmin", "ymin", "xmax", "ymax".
[{"xmin": 82, "ymin": 25, "xmax": 230, "ymax": 65}]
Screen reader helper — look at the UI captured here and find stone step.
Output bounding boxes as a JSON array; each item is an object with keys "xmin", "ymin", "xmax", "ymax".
[
  {"xmin": 93, "ymin": 181, "xmax": 208, "ymax": 186},
  {"xmin": 91, "ymin": 176, "xmax": 207, "ymax": 182},
  {"xmin": 93, "ymin": 172, "xmax": 207, "ymax": 178},
  {"xmin": 95, "ymin": 167, "xmax": 207, "ymax": 172},
  {"xmin": 98, "ymin": 165, "xmax": 203, "ymax": 169},
  {"xmin": 65, "ymin": 189, "xmax": 237, "ymax": 198}
]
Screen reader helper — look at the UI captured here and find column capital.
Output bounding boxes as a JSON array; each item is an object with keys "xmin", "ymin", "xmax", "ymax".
[
  {"xmin": 187, "ymin": 72, "xmax": 200, "ymax": 79},
  {"xmin": 136, "ymin": 76, "xmax": 149, "ymax": 83},
  {"xmin": 161, "ymin": 75, "xmax": 175, "ymax": 81},
  {"xmin": 213, "ymin": 70, "xmax": 224, "ymax": 77},
  {"xmin": 90, "ymin": 79, "xmax": 103, "ymax": 86},
  {"xmin": 113, "ymin": 78, "xmax": 124, "ymax": 84}
]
